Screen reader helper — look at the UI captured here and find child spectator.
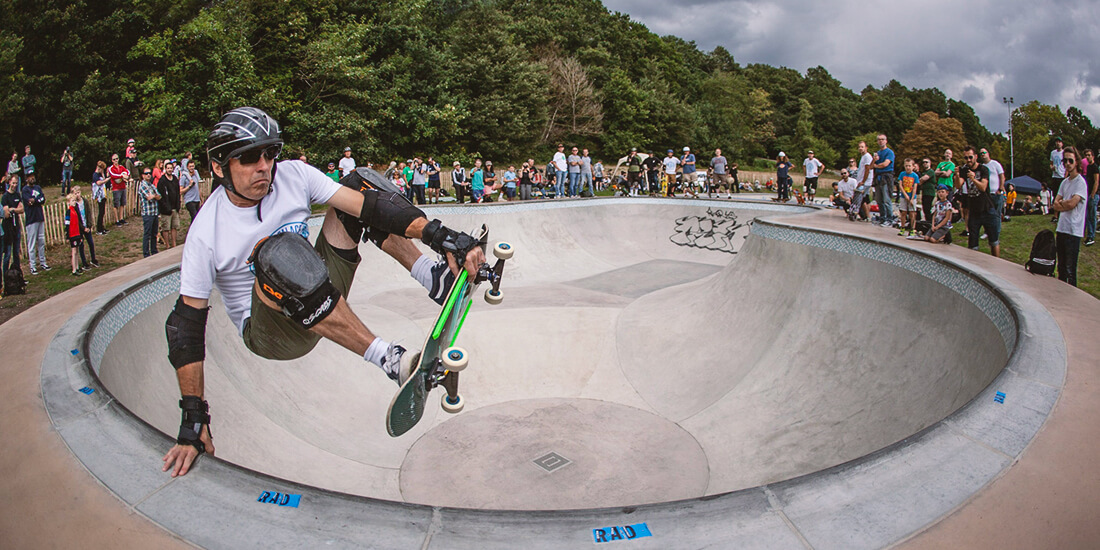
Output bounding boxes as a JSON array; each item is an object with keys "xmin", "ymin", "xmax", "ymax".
[
  {"xmin": 64, "ymin": 191, "xmax": 83, "ymax": 276},
  {"xmin": 502, "ymin": 165, "xmax": 517, "ymax": 201},
  {"xmin": 897, "ymin": 159, "xmax": 920, "ymax": 236},
  {"xmin": 1005, "ymin": 183, "xmax": 1017, "ymax": 219},
  {"xmin": 923, "ymin": 185, "xmax": 955, "ymax": 243},
  {"xmin": 470, "ymin": 159, "xmax": 485, "ymax": 202},
  {"xmin": 1040, "ymin": 182, "xmax": 1052, "ymax": 215},
  {"xmin": 391, "ymin": 161, "xmax": 408, "ymax": 196}
]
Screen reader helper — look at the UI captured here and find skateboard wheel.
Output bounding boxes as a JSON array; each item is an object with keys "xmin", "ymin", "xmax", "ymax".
[
  {"xmin": 442, "ymin": 393, "xmax": 464, "ymax": 413},
  {"xmin": 442, "ymin": 346, "xmax": 468, "ymax": 372},
  {"xmin": 493, "ymin": 242, "xmax": 514, "ymax": 260},
  {"xmin": 484, "ymin": 288, "xmax": 503, "ymax": 305}
]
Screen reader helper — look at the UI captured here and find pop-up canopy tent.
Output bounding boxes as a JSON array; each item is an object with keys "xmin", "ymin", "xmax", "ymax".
[
  {"xmin": 611, "ymin": 152, "xmax": 650, "ymax": 179},
  {"xmin": 1005, "ymin": 175, "xmax": 1042, "ymax": 195}
]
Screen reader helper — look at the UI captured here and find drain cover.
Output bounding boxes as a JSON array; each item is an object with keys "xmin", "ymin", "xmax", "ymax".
[{"xmin": 533, "ymin": 452, "xmax": 571, "ymax": 472}]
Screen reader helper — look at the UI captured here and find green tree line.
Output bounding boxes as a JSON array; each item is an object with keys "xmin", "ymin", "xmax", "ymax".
[{"xmin": 1, "ymin": 0, "xmax": 1093, "ymax": 184}]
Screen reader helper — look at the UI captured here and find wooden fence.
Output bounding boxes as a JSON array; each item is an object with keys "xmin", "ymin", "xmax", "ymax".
[{"xmin": 10, "ymin": 178, "xmax": 213, "ymax": 256}]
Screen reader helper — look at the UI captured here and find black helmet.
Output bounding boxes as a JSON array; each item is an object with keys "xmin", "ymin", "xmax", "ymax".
[{"xmin": 206, "ymin": 107, "xmax": 283, "ymax": 167}]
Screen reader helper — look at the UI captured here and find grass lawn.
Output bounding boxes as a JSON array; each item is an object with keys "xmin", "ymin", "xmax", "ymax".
[{"xmin": 973, "ymin": 212, "xmax": 1100, "ymax": 297}]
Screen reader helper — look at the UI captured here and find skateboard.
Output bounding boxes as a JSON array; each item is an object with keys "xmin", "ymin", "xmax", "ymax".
[{"xmin": 385, "ymin": 225, "xmax": 513, "ymax": 437}]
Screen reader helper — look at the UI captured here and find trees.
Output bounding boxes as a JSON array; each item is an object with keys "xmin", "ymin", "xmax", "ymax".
[{"xmin": 898, "ymin": 112, "xmax": 967, "ymax": 166}]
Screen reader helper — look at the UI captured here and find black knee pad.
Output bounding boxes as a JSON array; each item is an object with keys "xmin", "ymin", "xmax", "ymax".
[{"xmin": 249, "ymin": 232, "xmax": 341, "ymax": 329}]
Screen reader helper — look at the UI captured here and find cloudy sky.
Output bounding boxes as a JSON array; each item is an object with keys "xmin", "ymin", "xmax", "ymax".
[{"xmin": 602, "ymin": 0, "xmax": 1100, "ymax": 134}]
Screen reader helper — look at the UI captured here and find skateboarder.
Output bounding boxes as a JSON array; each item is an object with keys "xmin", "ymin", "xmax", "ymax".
[{"xmin": 161, "ymin": 107, "xmax": 486, "ymax": 477}]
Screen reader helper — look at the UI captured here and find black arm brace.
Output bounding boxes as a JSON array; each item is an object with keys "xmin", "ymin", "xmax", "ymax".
[
  {"xmin": 421, "ymin": 219, "xmax": 481, "ymax": 264},
  {"xmin": 165, "ymin": 296, "xmax": 209, "ymax": 369},
  {"xmin": 177, "ymin": 396, "xmax": 210, "ymax": 454},
  {"xmin": 357, "ymin": 188, "xmax": 425, "ymax": 238}
]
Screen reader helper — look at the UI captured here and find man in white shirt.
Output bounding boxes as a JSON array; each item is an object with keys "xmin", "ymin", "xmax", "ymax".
[
  {"xmin": 661, "ymin": 149, "xmax": 680, "ymax": 196},
  {"xmin": 339, "ymin": 147, "xmax": 356, "ymax": 177},
  {"xmin": 848, "ymin": 141, "xmax": 874, "ymax": 221},
  {"xmin": 802, "ymin": 150, "xmax": 824, "ymax": 198},
  {"xmin": 980, "ymin": 148, "xmax": 1005, "ymax": 219},
  {"xmin": 1049, "ymin": 137, "xmax": 1065, "ymax": 196},
  {"xmin": 1051, "ymin": 146, "xmax": 1087, "ymax": 286},
  {"xmin": 833, "ymin": 169, "xmax": 855, "ymax": 209},
  {"xmin": 552, "ymin": 143, "xmax": 568, "ymax": 199},
  {"xmin": 161, "ymin": 107, "xmax": 486, "ymax": 478}
]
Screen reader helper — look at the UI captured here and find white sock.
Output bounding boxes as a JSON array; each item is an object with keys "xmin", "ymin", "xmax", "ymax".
[
  {"xmin": 364, "ymin": 337, "xmax": 392, "ymax": 369},
  {"xmin": 410, "ymin": 254, "xmax": 436, "ymax": 291}
]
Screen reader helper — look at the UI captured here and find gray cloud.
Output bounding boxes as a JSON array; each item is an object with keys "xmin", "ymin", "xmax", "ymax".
[{"xmin": 603, "ymin": 0, "xmax": 1100, "ymax": 134}]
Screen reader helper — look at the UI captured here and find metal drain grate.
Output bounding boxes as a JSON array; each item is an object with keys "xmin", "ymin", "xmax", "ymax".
[{"xmin": 533, "ymin": 452, "xmax": 571, "ymax": 472}]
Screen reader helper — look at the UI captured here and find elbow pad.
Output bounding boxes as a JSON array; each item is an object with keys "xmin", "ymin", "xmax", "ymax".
[
  {"xmin": 165, "ymin": 297, "xmax": 209, "ymax": 369},
  {"xmin": 357, "ymin": 188, "xmax": 425, "ymax": 237}
]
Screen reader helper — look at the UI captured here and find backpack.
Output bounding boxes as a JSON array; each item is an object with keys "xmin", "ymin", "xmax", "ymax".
[
  {"xmin": 1025, "ymin": 229, "xmax": 1057, "ymax": 276},
  {"xmin": 4, "ymin": 266, "xmax": 26, "ymax": 295}
]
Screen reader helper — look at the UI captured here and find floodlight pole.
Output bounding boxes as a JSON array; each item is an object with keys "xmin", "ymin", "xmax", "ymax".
[{"xmin": 1003, "ymin": 97, "xmax": 1015, "ymax": 179}]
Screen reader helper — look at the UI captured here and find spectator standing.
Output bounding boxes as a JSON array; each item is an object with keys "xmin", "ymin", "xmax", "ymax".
[
  {"xmin": 567, "ymin": 146, "xmax": 582, "ymax": 197},
  {"xmin": 848, "ymin": 141, "xmax": 874, "ymax": 221},
  {"xmin": 959, "ymin": 146, "xmax": 999, "ymax": 257},
  {"xmin": 935, "ymin": 149, "xmax": 956, "ymax": 199},
  {"xmin": 107, "ymin": 153, "xmax": 130, "ymax": 225},
  {"xmin": 451, "ymin": 161, "xmax": 468, "ymax": 204},
  {"xmin": 339, "ymin": 147, "xmax": 356, "ymax": 177},
  {"xmin": 180, "ymin": 163, "xmax": 202, "ymax": 221},
  {"xmin": 178, "ymin": 152, "xmax": 193, "ymax": 176},
  {"xmin": 802, "ymin": 150, "xmax": 823, "ymax": 199},
  {"xmin": 21, "ymin": 174, "xmax": 48, "ymax": 273},
  {"xmin": 325, "ymin": 162, "xmax": 339, "ymax": 182},
  {"xmin": 90, "ymin": 160, "xmax": 109, "ymax": 234},
  {"xmin": 552, "ymin": 144, "xmax": 568, "ymax": 198},
  {"xmin": 642, "ymin": 151, "xmax": 661, "ymax": 196},
  {"xmin": 124, "ymin": 138, "xmax": 137, "ymax": 176},
  {"xmin": 625, "ymin": 148, "xmax": 642, "ymax": 196},
  {"xmin": 391, "ymin": 162, "xmax": 408, "ymax": 197},
  {"xmin": 775, "ymin": 152, "xmax": 793, "ymax": 202},
  {"xmin": 579, "ymin": 149, "xmax": 594, "ymax": 196},
  {"xmin": 409, "ymin": 157, "xmax": 427, "ymax": 205},
  {"xmin": 919, "ymin": 157, "xmax": 937, "ymax": 222},
  {"xmin": 710, "ymin": 149, "xmax": 732, "ymax": 198},
  {"xmin": 1040, "ymin": 182, "xmax": 1052, "ymax": 215},
  {"xmin": 6, "ymin": 152, "xmax": 20, "ymax": 189},
  {"xmin": 1051, "ymin": 147, "xmax": 1086, "ymax": 285},
  {"xmin": 402, "ymin": 159, "xmax": 414, "ymax": 201},
  {"xmin": 662, "ymin": 149, "xmax": 680, "ymax": 197},
  {"xmin": 470, "ymin": 159, "xmax": 485, "ymax": 202},
  {"xmin": 681, "ymin": 147, "xmax": 696, "ymax": 193},
  {"xmin": 896, "ymin": 159, "xmax": 920, "ymax": 236},
  {"xmin": 1049, "ymin": 137, "xmax": 1065, "ymax": 196},
  {"xmin": 1, "ymin": 175, "xmax": 23, "ymax": 279},
  {"xmin": 519, "ymin": 160, "xmax": 534, "ymax": 201},
  {"xmin": 137, "ymin": 168, "xmax": 160, "ymax": 257},
  {"xmin": 1084, "ymin": 149, "xmax": 1098, "ymax": 246},
  {"xmin": 69, "ymin": 186, "xmax": 98, "ymax": 270},
  {"xmin": 60, "ymin": 147, "xmax": 74, "ymax": 194},
  {"xmin": 502, "ymin": 165, "xmax": 518, "ymax": 201},
  {"xmin": 483, "ymin": 161, "xmax": 497, "ymax": 201},
  {"xmin": 64, "ymin": 191, "xmax": 83, "ymax": 276},
  {"xmin": 426, "ymin": 157, "xmax": 441, "ymax": 204},
  {"xmin": 21, "ymin": 145, "xmax": 36, "ymax": 182},
  {"xmin": 593, "ymin": 160, "xmax": 604, "ymax": 191},
  {"xmin": 981, "ymin": 148, "xmax": 1006, "ymax": 220},
  {"xmin": 158, "ymin": 161, "xmax": 182, "ymax": 249},
  {"xmin": 872, "ymin": 134, "xmax": 896, "ymax": 226},
  {"xmin": 151, "ymin": 158, "xmax": 165, "ymax": 182}
]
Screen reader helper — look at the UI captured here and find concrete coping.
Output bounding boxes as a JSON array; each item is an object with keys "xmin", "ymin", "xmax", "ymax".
[{"xmin": 41, "ymin": 198, "xmax": 1066, "ymax": 549}]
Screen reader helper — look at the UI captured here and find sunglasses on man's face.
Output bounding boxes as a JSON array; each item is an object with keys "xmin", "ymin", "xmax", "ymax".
[
  {"xmin": 965, "ymin": 155, "xmax": 975, "ymax": 160},
  {"xmin": 233, "ymin": 144, "xmax": 282, "ymax": 165},
  {"xmin": 1062, "ymin": 158, "xmax": 1077, "ymax": 165},
  {"xmin": 143, "ymin": 172, "xmax": 152, "ymax": 176}
]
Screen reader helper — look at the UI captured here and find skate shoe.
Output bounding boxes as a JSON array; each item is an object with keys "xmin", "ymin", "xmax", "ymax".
[
  {"xmin": 427, "ymin": 260, "xmax": 457, "ymax": 306},
  {"xmin": 383, "ymin": 344, "xmax": 420, "ymax": 386}
]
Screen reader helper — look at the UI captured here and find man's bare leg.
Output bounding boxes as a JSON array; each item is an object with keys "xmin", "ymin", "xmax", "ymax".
[{"xmin": 322, "ymin": 206, "xmax": 427, "ymax": 272}]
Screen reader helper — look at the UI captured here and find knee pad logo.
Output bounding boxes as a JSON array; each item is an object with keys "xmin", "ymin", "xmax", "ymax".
[{"xmin": 262, "ymin": 283, "xmax": 284, "ymax": 301}]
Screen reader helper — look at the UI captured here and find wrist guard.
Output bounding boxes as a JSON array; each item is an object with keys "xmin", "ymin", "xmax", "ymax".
[
  {"xmin": 177, "ymin": 396, "xmax": 210, "ymax": 454},
  {"xmin": 421, "ymin": 219, "xmax": 482, "ymax": 265}
]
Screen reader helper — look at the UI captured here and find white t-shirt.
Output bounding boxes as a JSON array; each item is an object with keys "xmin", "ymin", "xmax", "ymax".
[
  {"xmin": 1051, "ymin": 149, "xmax": 1064, "ymax": 178},
  {"xmin": 179, "ymin": 160, "xmax": 341, "ymax": 334},
  {"xmin": 339, "ymin": 156, "xmax": 356, "ymax": 177},
  {"xmin": 662, "ymin": 156, "xmax": 680, "ymax": 174},
  {"xmin": 856, "ymin": 152, "xmax": 874, "ymax": 187},
  {"xmin": 985, "ymin": 160, "xmax": 1005, "ymax": 193},
  {"xmin": 803, "ymin": 157, "xmax": 823, "ymax": 178},
  {"xmin": 552, "ymin": 152, "xmax": 567, "ymax": 172},
  {"xmin": 837, "ymin": 177, "xmax": 856, "ymax": 198},
  {"xmin": 1055, "ymin": 174, "xmax": 1087, "ymax": 237}
]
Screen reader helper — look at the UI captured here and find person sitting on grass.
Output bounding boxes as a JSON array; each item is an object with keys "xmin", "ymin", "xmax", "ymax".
[{"xmin": 921, "ymin": 184, "xmax": 955, "ymax": 243}]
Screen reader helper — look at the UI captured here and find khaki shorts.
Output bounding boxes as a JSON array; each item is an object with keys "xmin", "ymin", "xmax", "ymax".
[
  {"xmin": 241, "ymin": 230, "xmax": 359, "ymax": 360},
  {"xmin": 159, "ymin": 210, "xmax": 180, "ymax": 231}
]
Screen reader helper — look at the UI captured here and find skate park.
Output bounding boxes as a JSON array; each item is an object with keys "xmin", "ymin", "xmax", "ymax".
[{"xmin": 5, "ymin": 197, "xmax": 1100, "ymax": 548}]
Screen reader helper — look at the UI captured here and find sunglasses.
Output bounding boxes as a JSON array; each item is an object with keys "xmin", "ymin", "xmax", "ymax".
[
  {"xmin": 1062, "ymin": 158, "xmax": 1077, "ymax": 165},
  {"xmin": 143, "ymin": 172, "xmax": 152, "ymax": 176},
  {"xmin": 233, "ymin": 144, "xmax": 282, "ymax": 165},
  {"xmin": 980, "ymin": 151, "xmax": 989, "ymax": 155},
  {"xmin": 965, "ymin": 155, "xmax": 975, "ymax": 160}
]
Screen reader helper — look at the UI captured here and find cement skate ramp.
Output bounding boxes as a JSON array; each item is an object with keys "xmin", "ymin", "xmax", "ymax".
[{"xmin": 97, "ymin": 200, "xmax": 1008, "ymax": 511}]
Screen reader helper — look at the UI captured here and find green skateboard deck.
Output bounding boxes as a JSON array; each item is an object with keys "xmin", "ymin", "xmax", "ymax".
[{"xmin": 386, "ymin": 225, "xmax": 510, "ymax": 437}]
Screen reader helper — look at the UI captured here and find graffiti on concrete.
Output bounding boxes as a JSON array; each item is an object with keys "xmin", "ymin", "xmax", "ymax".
[{"xmin": 669, "ymin": 208, "xmax": 748, "ymax": 254}]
